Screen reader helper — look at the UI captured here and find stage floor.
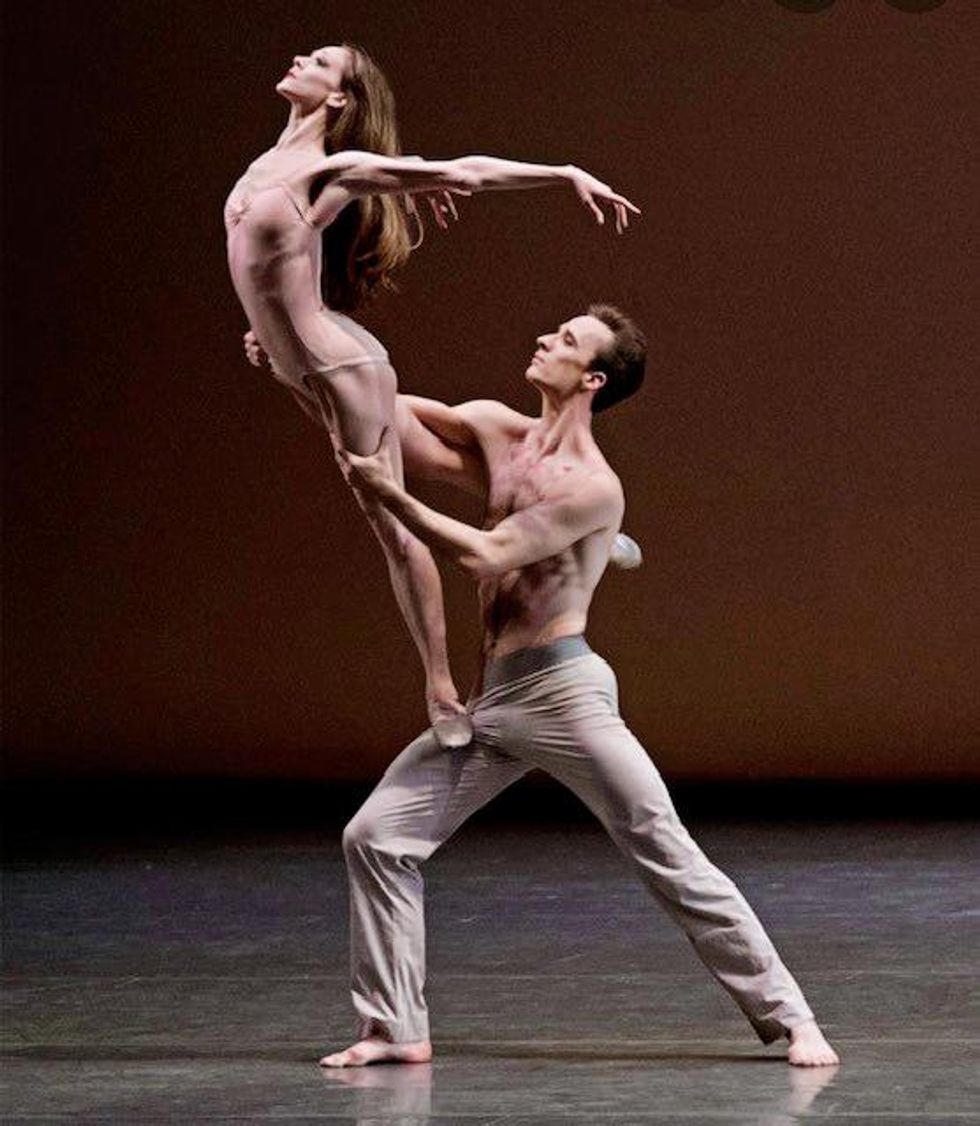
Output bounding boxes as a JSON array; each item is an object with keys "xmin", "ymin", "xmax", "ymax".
[{"xmin": 2, "ymin": 815, "xmax": 977, "ymax": 1123}]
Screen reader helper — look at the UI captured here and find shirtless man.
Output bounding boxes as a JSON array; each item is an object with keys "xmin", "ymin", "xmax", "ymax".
[{"xmin": 321, "ymin": 304, "xmax": 840, "ymax": 1069}]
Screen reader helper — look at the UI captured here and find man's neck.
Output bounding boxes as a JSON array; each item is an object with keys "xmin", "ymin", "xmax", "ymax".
[{"xmin": 531, "ymin": 395, "xmax": 596, "ymax": 459}]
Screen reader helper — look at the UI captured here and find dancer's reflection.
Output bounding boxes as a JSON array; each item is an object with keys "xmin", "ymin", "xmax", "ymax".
[{"xmin": 320, "ymin": 1058, "xmax": 432, "ymax": 1123}]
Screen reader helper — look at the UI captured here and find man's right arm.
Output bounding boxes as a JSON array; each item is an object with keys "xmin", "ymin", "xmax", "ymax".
[
  {"xmin": 403, "ymin": 395, "xmax": 530, "ymax": 452},
  {"xmin": 398, "ymin": 396, "xmax": 528, "ymax": 498}
]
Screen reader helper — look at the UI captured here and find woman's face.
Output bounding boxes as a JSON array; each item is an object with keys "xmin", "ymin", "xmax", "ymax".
[{"xmin": 276, "ymin": 45, "xmax": 352, "ymax": 111}]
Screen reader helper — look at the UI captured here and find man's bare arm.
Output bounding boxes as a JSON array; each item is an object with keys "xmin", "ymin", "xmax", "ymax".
[
  {"xmin": 342, "ymin": 444, "xmax": 621, "ymax": 579},
  {"xmin": 396, "ymin": 397, "xmax": 485, "ymax": 496},
  {"xmin": 404, "ymin": 395, "xmax": 529, "ymax": 447}
]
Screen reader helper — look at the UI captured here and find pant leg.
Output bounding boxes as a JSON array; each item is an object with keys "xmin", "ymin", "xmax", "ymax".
[
  {"xmin": 495, "ymin": 653, "xmax": 815, "ymax": 1045},
  {"xmin": 342, "ymin": 727, "xmax": 531, "ymax": 1043}
]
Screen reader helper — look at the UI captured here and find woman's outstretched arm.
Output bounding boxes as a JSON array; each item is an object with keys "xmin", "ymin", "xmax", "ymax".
[{"xmin": 307, "ymin": 151, "xmax": 639, "ymax": 232}]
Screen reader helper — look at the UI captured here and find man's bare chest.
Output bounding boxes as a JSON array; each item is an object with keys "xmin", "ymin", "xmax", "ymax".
[{"xmin": 484, "ymin": 446, "xmax": 578, "ymax": 527}]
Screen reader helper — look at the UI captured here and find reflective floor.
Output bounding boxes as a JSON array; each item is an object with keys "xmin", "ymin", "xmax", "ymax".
[{"xmin": 2, "ymin": 809, "xmax": 978, "ymax": 1123}]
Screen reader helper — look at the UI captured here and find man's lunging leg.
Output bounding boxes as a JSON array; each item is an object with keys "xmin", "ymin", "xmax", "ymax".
[{"xmin": 320, "ymin": 729, "xmax": 529, "ymax": 1067}]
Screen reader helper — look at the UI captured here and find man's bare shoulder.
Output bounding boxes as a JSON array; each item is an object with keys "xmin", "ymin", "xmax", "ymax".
[
  {"xmin": 560, "ymin": 461, "xmax": 624, "ymax": 515},
  {"xmin": 454, "ymin": 399, "xmax": 534, "ymax": 439}
]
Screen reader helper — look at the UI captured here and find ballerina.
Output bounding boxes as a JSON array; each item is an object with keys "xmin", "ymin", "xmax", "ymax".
[{"xmin": 225, "ymin": 42, "xmax": 639, "ymax": 745}]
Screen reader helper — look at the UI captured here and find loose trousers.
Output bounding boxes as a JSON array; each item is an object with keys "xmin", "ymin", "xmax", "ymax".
[{"xmin": 341, "ymin": 639, "xmax": 815, "ymax": 1045}]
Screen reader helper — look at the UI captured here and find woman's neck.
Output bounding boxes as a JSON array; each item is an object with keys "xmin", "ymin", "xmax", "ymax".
[{"xmin": 275, "ymin": 101, "xmax": 329, "ymax": 151}]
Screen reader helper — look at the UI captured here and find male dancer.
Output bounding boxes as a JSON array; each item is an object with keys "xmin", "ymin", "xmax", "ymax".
[{"xmin": 323, "ymin": 304, "xmax": 839, "ymax": 1068}]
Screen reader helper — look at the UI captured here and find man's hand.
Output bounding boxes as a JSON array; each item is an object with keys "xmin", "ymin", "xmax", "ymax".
[
  {"xmin": 243, "ymin": 329, "xmax": 268, "ymax": 368},
  {"xmin": 336, "ymin": 428, "xmax": 397, "ymax": 495}
]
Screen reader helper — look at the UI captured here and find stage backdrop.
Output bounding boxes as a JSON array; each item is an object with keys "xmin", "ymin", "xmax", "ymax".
[{"xmin": 3, "ymin": 0, "xmax": 977, "ymax": 781}]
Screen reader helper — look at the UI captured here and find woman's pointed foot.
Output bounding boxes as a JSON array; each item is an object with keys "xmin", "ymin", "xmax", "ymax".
[
  {"xmin": 609, "ymin": 532, "xmax": 643, "ymax": 570},
  {"xmin": 428, "ymin": 698, "xmax": 473, "ymax": 748}
]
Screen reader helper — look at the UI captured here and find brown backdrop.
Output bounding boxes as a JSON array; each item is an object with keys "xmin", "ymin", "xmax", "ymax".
[{"xmin": 3, "ymin": 1, "xmax": 977, "ymax": 781}]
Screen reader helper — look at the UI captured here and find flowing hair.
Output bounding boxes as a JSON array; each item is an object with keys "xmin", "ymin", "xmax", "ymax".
[{"xmin": 314, "ymin": 43, "xmax": 418, "ymax": 312}]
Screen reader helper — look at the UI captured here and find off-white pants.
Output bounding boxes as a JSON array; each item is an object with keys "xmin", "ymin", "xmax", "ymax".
[{"xmin": 341, "ymin": 637, "xmax": 815, "ymax": 1045}]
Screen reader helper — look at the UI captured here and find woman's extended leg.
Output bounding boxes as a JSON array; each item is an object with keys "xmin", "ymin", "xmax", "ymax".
[{"xmin": 304, "ymin": 363, "xmax": 471, "ymax": 747}]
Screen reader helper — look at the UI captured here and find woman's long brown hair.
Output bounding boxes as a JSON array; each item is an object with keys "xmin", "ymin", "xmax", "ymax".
[{"xmin": 315, "ymin": 44, "xmax": 417, "ymax": 312}]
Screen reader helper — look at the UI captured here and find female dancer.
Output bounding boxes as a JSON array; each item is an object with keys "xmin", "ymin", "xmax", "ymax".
[{"xmin": 225, "ymin": 43, "xmax": 639, "ymax": 746}]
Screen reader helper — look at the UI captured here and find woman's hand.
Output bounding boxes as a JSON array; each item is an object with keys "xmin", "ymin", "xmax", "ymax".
[
  {"xmin": 243, "ymin": 329, "xmax": 268, "ymax": 368},
  {"xmin": 567, "ymin": 167, "xmax": 640, "ymax": 233},
  {"xmin": 407, "ymin": 188, "xmax": 468, "ymax": 231}
]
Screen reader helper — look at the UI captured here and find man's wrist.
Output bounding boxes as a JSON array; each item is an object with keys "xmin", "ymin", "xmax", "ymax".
[{"xmin": 374, "ymin": 474, "xmax": 405, "ymax": 508}]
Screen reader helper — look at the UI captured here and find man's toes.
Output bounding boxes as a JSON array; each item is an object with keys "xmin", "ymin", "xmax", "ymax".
[{"xmin": 319, "ymin": 1049, "xmax": 358, "ymax": 1067}]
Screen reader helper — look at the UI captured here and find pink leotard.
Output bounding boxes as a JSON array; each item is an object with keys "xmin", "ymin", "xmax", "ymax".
[{"xmin": 225, "ymin": 156, "xmax": 390, "ymax": 395}]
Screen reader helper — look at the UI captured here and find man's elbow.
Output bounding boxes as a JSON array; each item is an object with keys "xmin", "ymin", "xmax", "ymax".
[{"xmin": 458, "ymin": 541, "xmax": 506, "ymax": 581}]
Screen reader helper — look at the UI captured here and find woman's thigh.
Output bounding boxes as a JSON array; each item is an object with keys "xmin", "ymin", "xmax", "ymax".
[{"xmin": 305, "ymin": 362, "xmax": 402, "ymax": 469}]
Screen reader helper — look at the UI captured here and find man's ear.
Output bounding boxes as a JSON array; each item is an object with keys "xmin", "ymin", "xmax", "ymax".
[
  {"xmin": 584, "ymin": 369, "xmax": 607, "ymax": 395},
  {"xmin": 324, "ymin": 90, "xmax": 348, "ymax": 110}
]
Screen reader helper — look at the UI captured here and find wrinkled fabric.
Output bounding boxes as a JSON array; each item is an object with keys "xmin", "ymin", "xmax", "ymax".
[{"xmin": 342, "ymin": 642, "xmax": 816, "ymax": 1045}]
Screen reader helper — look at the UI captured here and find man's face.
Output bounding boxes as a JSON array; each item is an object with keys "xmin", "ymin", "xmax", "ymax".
[{"xmin": 525, "ymin": 314, "xmax": 614, "ymax": 400}]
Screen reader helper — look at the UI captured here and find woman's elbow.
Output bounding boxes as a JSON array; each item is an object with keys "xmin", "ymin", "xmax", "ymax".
[{"xmin": 332, "ymin": 151, "xmax": 386, "ymax": 192}]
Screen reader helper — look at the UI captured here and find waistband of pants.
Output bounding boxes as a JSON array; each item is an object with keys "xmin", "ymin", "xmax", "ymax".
[{"xmin": 483, "ymin": 635, "xmax": 592, "ymax": 691}]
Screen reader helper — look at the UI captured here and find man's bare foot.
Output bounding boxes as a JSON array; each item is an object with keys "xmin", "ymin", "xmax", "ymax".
[
  {"xmin": 318, "ymin": 1036, "xmax": 433, "ymax": 1068},
  {"xmin": 786, "ymin": 1019, "xmax": 840, "ymax": 1067},
  {"xmin": 428, "ymin": 697, "xmax": 473, "ymax": 749}
]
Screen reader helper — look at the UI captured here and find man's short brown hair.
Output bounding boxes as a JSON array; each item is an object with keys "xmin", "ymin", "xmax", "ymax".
[{"xmin": 586, "ymin": 303, "xmax": 647, "ymax": 414}]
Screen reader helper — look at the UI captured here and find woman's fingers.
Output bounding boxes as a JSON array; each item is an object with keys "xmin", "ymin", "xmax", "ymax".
[
  {"xmin": 428, "ymin": 194, "xmax": 448, "ymax": 230},
  {"xmin": 421, "ymin": 190, "xmax": 461, "ymax": 230},
  {"xmin": 594, "ymin": 191, "xmax": 640, "ymax": 232},
  {"xmin": 609, "ymin": 191, "xmax": 641, "ymax": 215},
  {"xmin": 583, "ymin": 192, "xmax": 605, "ymax": 225},
  {"xmin": 615, "ymin": 202, "xmax": 629, "ymax": 234}
]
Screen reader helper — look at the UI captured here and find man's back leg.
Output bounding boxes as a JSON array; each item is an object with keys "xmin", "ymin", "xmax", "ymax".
[
  {"xmin": 321, "ymin": 728, "xmax": 530, "ymax": 1065},
  {"xmin": 514, "ymin": 653, "xmax": 837, "ymax": 1063}
]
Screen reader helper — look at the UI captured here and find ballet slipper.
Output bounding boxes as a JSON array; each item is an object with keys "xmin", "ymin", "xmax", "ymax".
[{"xmin": 609, "ymin": 532, "xmax": 643, "ymax": 570}]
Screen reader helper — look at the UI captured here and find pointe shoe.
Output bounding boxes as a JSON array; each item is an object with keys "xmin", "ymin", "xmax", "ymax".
[
  {"xmin": 430, "ymin": 705, "xmax": 474, "ymax": 749},
  {"xmin": 609, "ymin": 532, "xmax": 643, "ymax": 570}
]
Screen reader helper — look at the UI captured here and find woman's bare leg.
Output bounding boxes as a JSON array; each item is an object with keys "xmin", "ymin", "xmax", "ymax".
[{"xmin": 304, "ymin": 365, "xmax": 471, "ymax": 747}]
